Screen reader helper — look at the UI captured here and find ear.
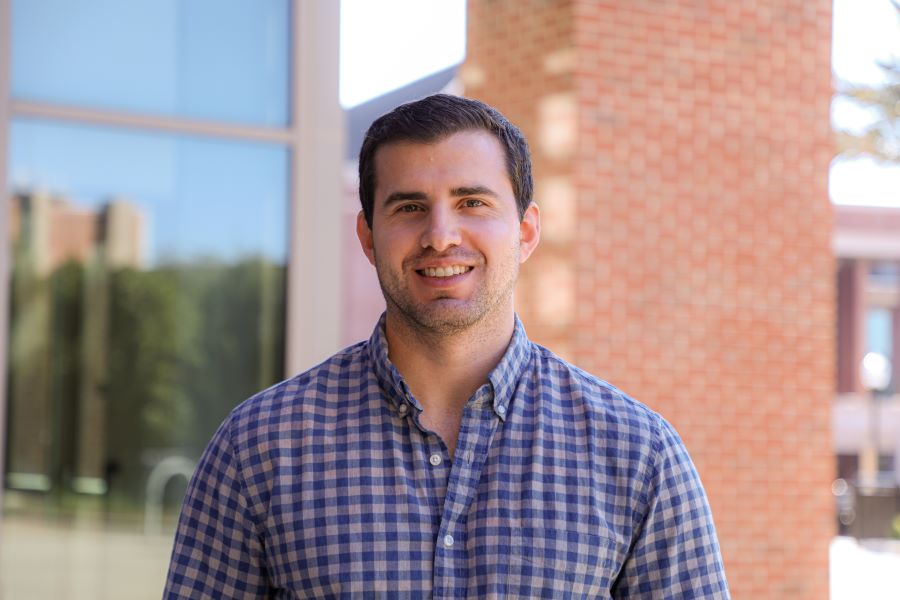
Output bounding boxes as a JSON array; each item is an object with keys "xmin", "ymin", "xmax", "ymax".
[
  {"xmin": 518, "ymin": 202, "xmax": 541, "ymax": 263},
  {"xmin": 356, "ymin": 211, "xmax": 376, "ymax": 266}
]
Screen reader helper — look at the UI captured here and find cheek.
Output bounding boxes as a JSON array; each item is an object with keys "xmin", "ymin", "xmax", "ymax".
[
  {"xmin": 373, "ymin": 228, "xmax": 413, "ymax": 260},
  {"xmin": 474, "ymin": 221, "xmax": 521, "ymax": 251}
]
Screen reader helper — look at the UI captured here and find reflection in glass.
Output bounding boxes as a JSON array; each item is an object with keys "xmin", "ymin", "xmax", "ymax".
[
  {"xmin": 12, "ymin": 0, "xmax": 290, "ymax": 126},
  {"xmin": 5, "ymin": 120, "xmax": 288, "ymax": 527}
]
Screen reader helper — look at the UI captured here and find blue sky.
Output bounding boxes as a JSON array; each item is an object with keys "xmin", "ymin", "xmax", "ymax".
[
  {"xmin": 10, "ymin": 0, "xmax": 291, "ymax": 265},
  {"xmin": 10, "ymin": 119, "xmax": 289, "ymax": 265},
  {"xmin": 12, "ymin": 0, "xmax": 289, "ymax": 126}
]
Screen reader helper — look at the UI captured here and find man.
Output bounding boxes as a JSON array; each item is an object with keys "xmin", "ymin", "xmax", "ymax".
[{"xmin": 164, "ymin": 94, "xmax": 730, "ymax": 598}]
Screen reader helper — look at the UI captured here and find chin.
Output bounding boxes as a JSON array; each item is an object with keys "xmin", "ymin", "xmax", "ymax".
[{"xmin": 413, "ymin": 297, "xmax": 511, "ymax": 333}]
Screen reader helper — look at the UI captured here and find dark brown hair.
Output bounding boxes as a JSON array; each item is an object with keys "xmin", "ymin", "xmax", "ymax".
[{"xmin": 358, "ymin": 94, "xmax": 533, "ymax": 227}]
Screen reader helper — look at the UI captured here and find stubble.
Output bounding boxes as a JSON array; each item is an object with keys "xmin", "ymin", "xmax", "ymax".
[{"xmin": 373, "ymin": 243, "xmax": 520, "ymax": 339}]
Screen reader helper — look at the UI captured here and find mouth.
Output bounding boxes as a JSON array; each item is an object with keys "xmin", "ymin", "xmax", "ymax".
[{"xmin": 416, "ymin": 265, "xmax": 474, "ymax": 278}]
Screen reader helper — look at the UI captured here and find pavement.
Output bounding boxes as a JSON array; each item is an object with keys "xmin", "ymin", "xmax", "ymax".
[
  {"xmin": 830, "ymin": 536, "xmax": 900, "ymax": 600},
  {"xmin": 0, "ymin": 517, "xmax": 172, "ymax": 600}
]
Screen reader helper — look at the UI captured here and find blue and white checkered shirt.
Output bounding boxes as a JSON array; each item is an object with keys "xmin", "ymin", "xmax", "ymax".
[{"xmin": 164, "ymin": 315, "xmax": 729, "ymax": 598}]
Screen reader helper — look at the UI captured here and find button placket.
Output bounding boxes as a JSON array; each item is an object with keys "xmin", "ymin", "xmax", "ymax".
[{"xmin": 432, "ymin": 389, "xmax": 503, "ymax": 596}]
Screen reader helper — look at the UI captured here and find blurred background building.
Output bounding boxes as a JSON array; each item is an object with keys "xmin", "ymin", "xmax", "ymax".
[
  {"xmin": 833, "ymin": 204, "xmax": 900, "ymax": 539},
  {"xmin": 0, "ymin": 0, "xmax": 899, "ymax": 598}
]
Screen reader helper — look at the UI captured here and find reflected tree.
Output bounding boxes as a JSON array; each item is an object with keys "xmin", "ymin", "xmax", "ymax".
[{"xmin": 6, "ymin": 247, "xmax": 286, "ymax": 507}]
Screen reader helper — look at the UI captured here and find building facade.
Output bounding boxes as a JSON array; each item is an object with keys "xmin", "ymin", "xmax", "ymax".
[{"xmin": 834, "ymin": 204, "xmax": 900, "ymax": 538}]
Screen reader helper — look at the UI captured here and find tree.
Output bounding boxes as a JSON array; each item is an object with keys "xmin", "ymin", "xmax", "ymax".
[{"xmin": 835, "ymin": 2, "xmax": 900, "ymax": 163}]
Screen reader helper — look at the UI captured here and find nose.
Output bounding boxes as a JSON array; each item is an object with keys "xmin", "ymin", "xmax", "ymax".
[{"xmin": 420, "ymin": 204, "xmax": 461, "ymax": 252}]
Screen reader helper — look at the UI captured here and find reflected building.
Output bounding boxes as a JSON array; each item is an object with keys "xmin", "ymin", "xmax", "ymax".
[
  {"xmin": 9, "ymin": 191, "xmax": 145, "ymax": 274},
  {"xmin": 5, "ymin": 192, "xmax": 146, "ymax": 494},
  {"xmin": 103, "ymin": 198, "xmax": 146, "ymax": 269}
]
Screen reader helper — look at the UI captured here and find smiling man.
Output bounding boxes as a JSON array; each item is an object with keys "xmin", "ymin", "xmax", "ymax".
[{"xmin": 164, "ymin": 94, "xmax": 730, "ymax": 598}]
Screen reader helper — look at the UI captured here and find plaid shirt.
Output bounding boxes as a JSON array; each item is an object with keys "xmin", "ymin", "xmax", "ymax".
[{"xmin": 164, "ymin": 316, "xmax": 729, "ymax": 599}]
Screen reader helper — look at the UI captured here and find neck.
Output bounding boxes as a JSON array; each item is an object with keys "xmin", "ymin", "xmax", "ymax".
[{"xmin": 384, "ymin": 306, "xmax": 515, "ymax": 413}]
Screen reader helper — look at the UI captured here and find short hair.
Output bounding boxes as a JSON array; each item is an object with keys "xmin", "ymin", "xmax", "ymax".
[{"xmin": 358, "ymin": 94, "xmax": 533, "ymax": 228}]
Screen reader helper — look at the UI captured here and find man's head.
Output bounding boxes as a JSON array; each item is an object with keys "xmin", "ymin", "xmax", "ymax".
[
  {"xmin": 355, "ymin": 96, "xmax": 540, "ymax": 337},
  {"xmin": 358, "ymin": 94, "xmax": 533, "ymax": 229}
]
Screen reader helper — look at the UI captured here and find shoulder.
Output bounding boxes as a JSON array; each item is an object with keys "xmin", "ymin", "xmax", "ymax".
[
  {"xmin": 184, "ymin": 341, "xmax": 373, "ymax": 521},
  {"xmin": 523, "ymin": 343, "xmax": 705, "ymax": 532},
  {"xmin": 218, "ymin": 340, "xmax": 372, "ymax": 453},
  {"xmin": 528, "ymin": 342, "xmax": 673, "ymax": 450}
]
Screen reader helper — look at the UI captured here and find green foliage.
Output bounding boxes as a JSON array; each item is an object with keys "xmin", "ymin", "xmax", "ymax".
[
  {"xmin": 6, "ymin": 253, "xmax": 286, "ymax": 504},
  {"xmin": 105, "ymin": 265, "xmax": 196, "ymax": 495}
]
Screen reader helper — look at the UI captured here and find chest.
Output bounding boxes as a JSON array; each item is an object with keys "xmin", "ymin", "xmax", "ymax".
[
  {"xmin": 256, "ymin": 401, "xmax": 630, "ymax": 598},
  {"xmin": 417, "ymin": 401, "xmax": 465, "ymax": 457}
]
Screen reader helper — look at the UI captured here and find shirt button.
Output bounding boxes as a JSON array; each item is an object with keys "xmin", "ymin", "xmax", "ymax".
[
  {"xmin": 497, "ymin": 405, "xmax": 507, "ymax": 415},
  {"xmin": 443, "ymin": 534, "xmax": 454, "ymax": 548},
  {"xmin": 398, "ymin": 403, "xmax": 408, "ymax": 415},
  {"xmin": 429, "ymin": 454, "xmax": 442, "ymax": 466}
]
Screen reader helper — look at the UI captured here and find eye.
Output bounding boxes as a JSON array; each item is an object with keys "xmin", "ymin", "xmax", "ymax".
[
  {"xmin": 462, "ymin": 198, "xmax": 485, "ymax": 208},
  {"xmin": 397, "ymin": 204, "xmax": 423, "ymax": 213}
]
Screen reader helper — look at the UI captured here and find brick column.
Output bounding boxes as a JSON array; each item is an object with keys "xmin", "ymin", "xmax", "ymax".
[{"xmin": 464, "ymin": 1, "xmax": 835, "ymax": 597}]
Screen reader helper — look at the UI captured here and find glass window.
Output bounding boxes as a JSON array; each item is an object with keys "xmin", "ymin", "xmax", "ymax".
[
  {"xmin": 878, "ymin": 453, "xmax": 895, "ymax": 475},
  {"xmin": 12, "ymin": 0, "xmax": 290, "ymax": 126},
  {"xmin": 4, "ymin": 119, "xmax": 287, "ymax": 524},
  {"xmin": 869, "ymin": 262, "xmax": 900, "ymax": 288},
  {"xmin": 866, "ymin": 307, "xmax": 893, "ymax": 358}
]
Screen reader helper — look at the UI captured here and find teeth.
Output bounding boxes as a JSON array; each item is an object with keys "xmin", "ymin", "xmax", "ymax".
[{"xmin": 421, "ymin": 265, "xmax": 471, "ymax": 277}]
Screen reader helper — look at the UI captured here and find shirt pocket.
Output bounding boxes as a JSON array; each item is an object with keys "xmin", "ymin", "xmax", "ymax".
[{"xmin": 507, "ymin": 526, "xmax": 621, "ymax": 599}]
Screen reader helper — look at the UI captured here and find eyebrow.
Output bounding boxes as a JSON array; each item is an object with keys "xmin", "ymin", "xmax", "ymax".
[
  {"xmin": 451, "ymin": 185, "xmax": 499, "ymax": 199},
  {"xmin": 382, "ymin": 186, "xmax": 499, "ymax": 207}
]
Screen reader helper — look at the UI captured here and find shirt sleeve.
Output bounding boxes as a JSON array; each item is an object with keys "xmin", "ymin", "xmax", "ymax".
[
  {"xmin": 612, "ymin": 418, "xmax": 731, "ymax": 599},
  {"xmin": 163, "ymin": 418, "xmax": 271, "ymax": 599}
]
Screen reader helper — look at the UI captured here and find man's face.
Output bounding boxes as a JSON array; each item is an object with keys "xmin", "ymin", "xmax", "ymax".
[{"xmin": 357, "ymin": 130, "xmax": 540, "ymax": 336}]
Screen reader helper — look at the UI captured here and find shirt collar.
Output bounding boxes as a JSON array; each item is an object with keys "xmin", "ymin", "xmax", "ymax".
[{"xmin": 367, "ymin": 313, "xmax": 532, "ymax": 421}]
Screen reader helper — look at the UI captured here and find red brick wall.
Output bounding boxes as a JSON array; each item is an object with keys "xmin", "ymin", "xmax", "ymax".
[{"xmin": 465, "ymin": 1, "xmax": 835, "ymax": 597}]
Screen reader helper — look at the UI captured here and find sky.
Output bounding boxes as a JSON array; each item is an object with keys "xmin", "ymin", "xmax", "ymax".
[
  {"xmin": 338, "ymin": 0, "xmax": 900, "ymax": 207},
  {"xmin": 339, "ymin": 0, "xmax": 466, "ymax": 108},
  {"xmin": 830, "ymin": 0, "xmax": 900, "ymax": 206},
  {"xmin": 10, "ymin": 0, "xmax": 291, "ymax": 265}
]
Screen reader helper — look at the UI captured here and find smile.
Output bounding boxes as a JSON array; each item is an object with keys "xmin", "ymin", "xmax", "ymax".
[{"xmin": 417, "ymin": 265, "xmax": 473, "ymax": 278}]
